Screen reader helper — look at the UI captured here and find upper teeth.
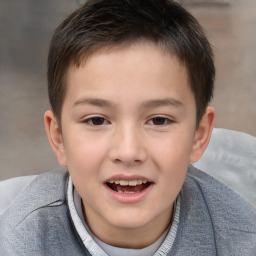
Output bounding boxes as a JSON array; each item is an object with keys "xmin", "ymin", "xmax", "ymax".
[{"xmin": 108, "ymin": 180, "xmax": 147, "ymax": 186}]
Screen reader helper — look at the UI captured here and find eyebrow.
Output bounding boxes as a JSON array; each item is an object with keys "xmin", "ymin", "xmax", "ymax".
[
  {"xmin": 73, "ymin": 97, "xmax": 183, "ymax": 109},
  {"xmin": 142, "ymin": 98, "xmax": 184, "ymax": 109},
  {"xmin": 73, "ymin": 98, "xmax": 113, "ymax": 108}
]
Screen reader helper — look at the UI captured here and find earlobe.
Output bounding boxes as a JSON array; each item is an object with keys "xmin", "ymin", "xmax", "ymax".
[
  {"xmin": 189, "ymin": 106, "xmax": 215, "ymax": 163},
  {"xmin": 44, "ymin": 110, "xmax": 67, "ymax": 166}
]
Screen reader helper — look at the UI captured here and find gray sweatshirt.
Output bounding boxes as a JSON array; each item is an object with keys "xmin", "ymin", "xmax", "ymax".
[{"xmin": 0, "ymin": 166, "xmax": 256, "ymax": 255}]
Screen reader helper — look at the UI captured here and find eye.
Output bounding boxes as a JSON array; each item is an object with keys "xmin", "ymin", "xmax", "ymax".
[
  {"xmin": 83, "ymin": 116, "xmax": 109, "ymax": 126},
  {"xmin": 148, "ymin": 116, "xmax": 173, "ymax": 126}
]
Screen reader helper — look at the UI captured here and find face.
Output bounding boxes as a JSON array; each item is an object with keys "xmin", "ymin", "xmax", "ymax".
[{"xmin": 46, "ymin": 42, "xmax": 213, "ymax": 247}]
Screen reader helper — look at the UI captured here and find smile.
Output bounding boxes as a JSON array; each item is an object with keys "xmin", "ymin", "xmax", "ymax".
[{"xmin": 106, "ymin": 179, "xmax": 152, "ymax": 194}]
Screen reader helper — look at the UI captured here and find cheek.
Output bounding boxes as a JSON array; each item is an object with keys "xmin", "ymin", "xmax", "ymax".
[
  {"xmin": 151, "ymin": 131, "xmax": 194, "ymax": 164},
  {"xmin": 150, "ymin": 131, "xmax": 194, "ymax": 185},
  {"xmin": 63, "ymin": 131, "xmax": 109, "ymax": 181},
  {"xmin": 65, "ymin": 139, "xmax": 105, "ymax": 200},
  {"xmin": 153, "ymin": 136, "xmax": 192, "ymax": 198}
]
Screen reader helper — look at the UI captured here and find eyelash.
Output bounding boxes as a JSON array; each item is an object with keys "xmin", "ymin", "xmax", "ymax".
[
  {"xmin": 82, "ymin": 116, "xmax": 173, "ymax": 126},
  {"xmin": 82, "ymin": 116, "xmax": 110, "ymax": 126},
  {"xmin": 147, "ymin": 116, "xmax": 173, "ymax": 126}
]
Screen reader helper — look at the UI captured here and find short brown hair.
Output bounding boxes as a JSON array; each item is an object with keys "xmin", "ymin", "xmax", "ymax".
[{"xmin": 47, "ymin": 0, "xmax": 215, "ymax": 126}]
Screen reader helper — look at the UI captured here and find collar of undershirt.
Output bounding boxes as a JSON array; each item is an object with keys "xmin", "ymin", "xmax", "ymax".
[{"xmin": 67, "ymin": 176, "xmax": 181, "ymax": 256}]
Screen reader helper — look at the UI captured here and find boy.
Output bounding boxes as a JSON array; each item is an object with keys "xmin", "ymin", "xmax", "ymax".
[{"xmin": 0, "ymin": 0, "xmax": 256, "ymax": 255}]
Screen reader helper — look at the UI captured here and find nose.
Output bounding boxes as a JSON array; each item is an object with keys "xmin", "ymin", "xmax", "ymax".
[{"xmin": 109, "ymin": 124, "xmax": 147, "ymax": 166}]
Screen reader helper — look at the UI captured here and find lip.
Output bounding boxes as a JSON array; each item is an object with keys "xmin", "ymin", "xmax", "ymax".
[{"xmin": 104, "ymin": 175, "xmax": 154, "ymax": 204}]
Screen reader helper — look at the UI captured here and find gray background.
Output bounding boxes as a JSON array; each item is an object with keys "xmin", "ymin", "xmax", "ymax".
[{"xmin": 0, "ymin": 0, "xmax": 255, "ymax": 180}]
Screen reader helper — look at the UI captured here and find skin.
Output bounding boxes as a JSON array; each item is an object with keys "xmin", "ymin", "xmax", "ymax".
[{"xmin": 45, "ymin": 42, "xmax": 215, "ymax": 249}]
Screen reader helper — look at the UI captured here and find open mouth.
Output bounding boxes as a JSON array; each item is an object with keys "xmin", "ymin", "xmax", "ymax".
[{"xmin": 106, "ymin": 179, "xmax": 152, "ymax": 194}]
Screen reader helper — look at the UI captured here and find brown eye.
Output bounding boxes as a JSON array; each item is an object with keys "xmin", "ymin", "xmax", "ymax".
[
  {"xmin": 91, "ymin": 117, "xmax": 106, "ymax": 125},
  {"xmin": 152, "ymin": 117, "xmax": 168, "ymax": 125},
  {"xmin": 84, "ymin": 117, "xmax": 108, "ymax": 126},
  {"xmin": 148, "ymin": 116, "xmax": 173, "ymax": 126}
]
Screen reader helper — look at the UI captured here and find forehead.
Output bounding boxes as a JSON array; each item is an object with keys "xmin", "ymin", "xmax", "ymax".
[{"xmin": 64, "ymin": 42, "xmax": 194, "ymax": 107}]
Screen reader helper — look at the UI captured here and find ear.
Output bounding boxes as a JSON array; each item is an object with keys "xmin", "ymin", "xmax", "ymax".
[
  {"xmin": 44, "ymin": 110, "xmax": 67, "ymax": 166},
  {"xmin": 189, "ymin": 106, "xmax": 215, "ymax": 163}
]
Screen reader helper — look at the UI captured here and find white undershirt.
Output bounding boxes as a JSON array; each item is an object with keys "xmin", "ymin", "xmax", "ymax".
[{"xmin": 68, "ymin": 176, "xmax": 180, "ymax": 256}]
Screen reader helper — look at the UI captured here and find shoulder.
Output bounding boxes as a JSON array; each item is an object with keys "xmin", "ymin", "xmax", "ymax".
[
  {"xmin": 0, "ymin": 174, "xmax": 37, "ymax": 215},
  {"xmin": 0, "ymin": 166, "xmax": 68, "ymax": 216},
  {"xmin": 0, "ymin": 167, "xmax": 73, "ymax": 255},
  {"xmin": 0, "ymin": 167, "xmax": 69, "ymax": 231},
  {"xmin": 186, "ymin": 165, "xmax": 256, "ymax": 225},
  {"xmin": 182, "ymin": 165, "xmax": 256, "ymax": 254},
  {"xmin": 0, "ymin": 167, "xmax": 90, "ymax": 255},
  {"xmin": 0, "ymin": 166, "xmax": 69, "ymax": 222}
]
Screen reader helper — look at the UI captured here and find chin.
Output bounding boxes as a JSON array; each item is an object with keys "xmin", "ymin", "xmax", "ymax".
[{"xmin": 107, "ymin": 211, "xmax": 156, "ymax": 230}]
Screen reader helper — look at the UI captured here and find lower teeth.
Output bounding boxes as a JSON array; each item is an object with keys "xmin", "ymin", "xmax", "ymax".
[{"xmin": 118, "ymin": 190, "xmax": 137, "ymax": 194}]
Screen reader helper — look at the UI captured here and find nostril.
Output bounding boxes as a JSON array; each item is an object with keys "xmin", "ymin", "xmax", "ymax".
[{"xmin": 112, "ymin": 157, "xmax": 145, "ymax": 166}]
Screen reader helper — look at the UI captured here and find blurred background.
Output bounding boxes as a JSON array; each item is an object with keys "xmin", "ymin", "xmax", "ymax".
[{"xmin": 0, "ymin": 0, "xmax": 255, "ymax": 180}]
